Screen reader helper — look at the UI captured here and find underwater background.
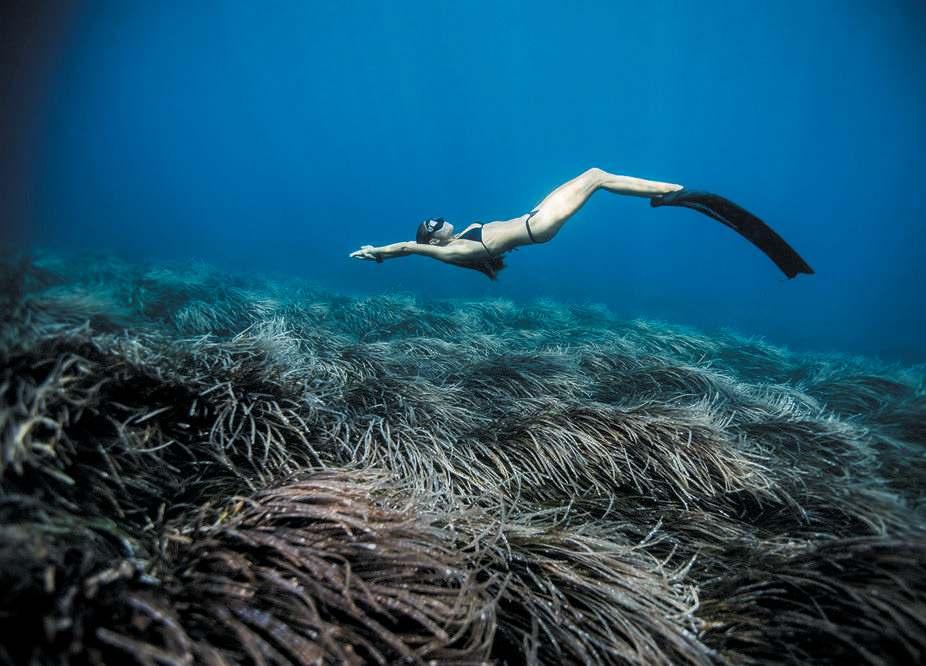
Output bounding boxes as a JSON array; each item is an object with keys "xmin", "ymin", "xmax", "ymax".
[
  {"xmin": 2, "ymin": 2, "xmax": 926, "ymax": 665},
  {"xmin": 4, "ymin": 0, "xmax": 925, "ymax": 360}
]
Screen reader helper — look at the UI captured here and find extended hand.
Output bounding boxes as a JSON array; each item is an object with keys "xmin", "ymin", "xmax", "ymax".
[{"xmin": 349, "ymin": 245, "xmax": 382, "ymax": 262}]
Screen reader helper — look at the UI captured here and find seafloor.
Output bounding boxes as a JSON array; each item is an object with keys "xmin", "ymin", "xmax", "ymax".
[{"xmin": 1, "ymin": 251, "xmax": 924, "ymax": 665}]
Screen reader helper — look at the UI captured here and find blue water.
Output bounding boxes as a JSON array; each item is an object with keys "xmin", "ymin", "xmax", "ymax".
[{"xmin": 5, "ymin": 1, "xmax": 926, "ymax": 360}]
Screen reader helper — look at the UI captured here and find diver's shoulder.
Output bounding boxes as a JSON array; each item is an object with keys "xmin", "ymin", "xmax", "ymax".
[{"xmin": 454, "ymin": 222, "xmax": 481, "ymax": 237}]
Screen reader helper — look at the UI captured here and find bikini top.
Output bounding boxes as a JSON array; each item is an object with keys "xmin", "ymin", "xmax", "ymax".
[
  {"xmin": 456, "ymin": 213, "xmax": 539, "ymax": 257},
  {"xmin": 457, "ymin": 223, "xmax": 495, "ymax": 256}
]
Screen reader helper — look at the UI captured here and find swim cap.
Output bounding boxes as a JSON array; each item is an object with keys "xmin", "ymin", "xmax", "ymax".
[{"xmin": 416, "ymin": 217, "xmax": 446, "ymax": 243}]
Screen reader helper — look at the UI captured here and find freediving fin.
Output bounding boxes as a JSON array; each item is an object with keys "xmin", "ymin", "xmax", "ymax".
[{"xmin": 651, "ymin": 189, "xmax": 814, "ymax": 279}]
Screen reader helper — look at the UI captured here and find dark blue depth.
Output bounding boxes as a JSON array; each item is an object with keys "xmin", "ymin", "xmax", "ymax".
[{"xmin": 7, "ymin": 0, "xmax": 926, "ymax": 360}]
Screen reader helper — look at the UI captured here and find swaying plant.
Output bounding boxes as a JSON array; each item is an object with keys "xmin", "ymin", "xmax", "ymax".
[{"xmin": 1, "ymin": 250, "xmax": 923, "ymax": 665}]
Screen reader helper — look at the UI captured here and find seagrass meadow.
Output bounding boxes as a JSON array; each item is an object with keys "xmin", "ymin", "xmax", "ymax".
[{"xmin": 1, "ymin": 250, "xmax": 924, "ymax": 666}]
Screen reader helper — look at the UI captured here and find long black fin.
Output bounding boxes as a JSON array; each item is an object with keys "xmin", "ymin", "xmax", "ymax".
[{"xmin": 651, "ymin": 189, "xmax": 814, "ymax": 279}]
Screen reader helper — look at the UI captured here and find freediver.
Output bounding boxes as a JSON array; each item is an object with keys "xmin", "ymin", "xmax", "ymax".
[{"xmin": 349, "ymin": 168, "xmax": 814, "ymax": 280}]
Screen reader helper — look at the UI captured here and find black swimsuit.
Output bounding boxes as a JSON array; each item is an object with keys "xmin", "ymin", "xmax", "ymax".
[
  {"xmin": 458, "ymin": 211, "xmax": 540, "ymax": 255},
  {"xmin": 458, "ymin": 224, "xmax": 493, "ymax": 255}
]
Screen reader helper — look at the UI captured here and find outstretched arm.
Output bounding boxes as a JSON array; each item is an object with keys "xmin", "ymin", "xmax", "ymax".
[{"xmin": 349, "ymin": 241, "xmax": 460, "ymax": 263}]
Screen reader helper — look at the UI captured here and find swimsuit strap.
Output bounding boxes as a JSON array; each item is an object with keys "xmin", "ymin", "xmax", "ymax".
[
  {"xmin": 477, "ymin": 224, "xmax": 496, "ymax": 258},
  {"xmin": 525, "ymin": 210, "xmax": 539, "ymax": 243}
]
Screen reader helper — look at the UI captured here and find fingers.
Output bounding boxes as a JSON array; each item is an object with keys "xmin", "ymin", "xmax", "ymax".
[{"xmin": 349, "ymin": 249, "xmax": 377, "ymax": 261}]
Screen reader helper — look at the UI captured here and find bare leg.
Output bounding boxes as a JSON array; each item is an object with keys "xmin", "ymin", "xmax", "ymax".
[{"xmin": 526, "ymin": 167, "xmax": 682, "ymax": 243}]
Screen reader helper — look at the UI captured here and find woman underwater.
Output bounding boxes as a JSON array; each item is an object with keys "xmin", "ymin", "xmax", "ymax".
[{"xmin": 349, "ymin": 167, "xmax": 814, "ymax": 280}]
